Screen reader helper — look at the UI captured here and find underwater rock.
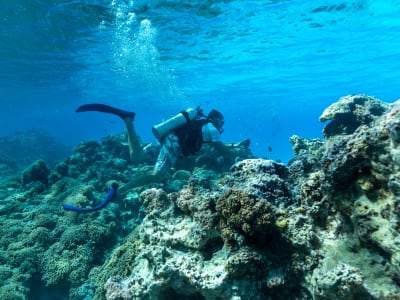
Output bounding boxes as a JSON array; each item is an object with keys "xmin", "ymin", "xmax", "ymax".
[
  {"xmin": 319, "ymin": 94, "xmax": 389, "ymax": 138},
  {"xmin": 385, "ymin": 100, "xmax": 400, "ymax": 147},
  {"xmin": 139, "ymin": 188, "xmax": 172, "ymax": 214},
  {"xmin": 309, "ymin": 263, "xmax": 369, "ymax": 299},
  {"xmin": 313, "ymin": 96, "xmax": 400, "ymax": 298},
  {"xmin": 228, "ymin": 159, "xmax": 292, "ymax": 206},
  {"xmin": 98, "ymin": 158, "xmax": 313, "ymax": 300},
  {"xmin": 320, "ymin": 96, "xmax": 391, "ymax": 192},
  {"xmin": 101, "ymin": 188, "xmax": 230, "ymax": 299},
  {"xmin": 289, "ymin": 134, "xmax": 325, "ymax": 158},
  {"xmin": 21, "ymin": 159, "xmax": 50, "ymax": 184}
]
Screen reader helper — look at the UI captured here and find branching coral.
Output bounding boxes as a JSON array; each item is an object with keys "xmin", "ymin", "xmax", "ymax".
[{"xmin": 40, "ymin": 244, "xmax": 94, "ymax": 287}]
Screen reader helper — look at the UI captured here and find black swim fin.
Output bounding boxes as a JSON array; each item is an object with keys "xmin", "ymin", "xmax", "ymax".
[{"xmin": 76, "ymin": 103, "xmax": 135, "ymax": 119}]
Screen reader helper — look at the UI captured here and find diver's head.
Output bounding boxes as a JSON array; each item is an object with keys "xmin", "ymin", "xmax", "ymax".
[{"xmin": 208, "ymin": 109, "xmax": 224, "ymax": 132}]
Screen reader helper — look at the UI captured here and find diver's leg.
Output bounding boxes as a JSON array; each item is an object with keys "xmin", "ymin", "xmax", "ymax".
[
  {"xmin": 153, "ymin": 134, "xmax": 181, "ymax": 175},
  {"xmin": 75, "ymin": 103, "xmax": 149, "ymax": 164},
  {"xmin": 123, "ymin": 117, "xmax": 150, "ymax": 164},
  {"xmin": 118, "ymin": 134, "xmax": 180, "ymax": 195},
  {"xmin": 118, "ymin": 172, "xmax": 163, "ymax": 196}
]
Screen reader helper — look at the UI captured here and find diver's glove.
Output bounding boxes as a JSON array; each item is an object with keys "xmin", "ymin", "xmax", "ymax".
[
  {"xmin": 237, "ymin": 138, "xmax": 250, "ymax": 149},
  {"xmin": 228, "ymin": 139, "xmax": 251, "ymax": 149}
]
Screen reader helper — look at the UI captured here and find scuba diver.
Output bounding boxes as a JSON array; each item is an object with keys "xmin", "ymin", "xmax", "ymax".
[{"xmin": 74, "ymin": 103, "xmax": 250, "ymax": 196}]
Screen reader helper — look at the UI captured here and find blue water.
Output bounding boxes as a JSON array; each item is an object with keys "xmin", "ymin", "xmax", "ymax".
[{"xmin": 1, "ymin": 0, "xmax": 400, "ymax": 163}]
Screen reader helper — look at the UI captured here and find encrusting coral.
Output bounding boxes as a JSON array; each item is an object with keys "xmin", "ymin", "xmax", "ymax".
[{"xmin": 2, "ymin": 94, "xmax": 400, "ymax": 299}]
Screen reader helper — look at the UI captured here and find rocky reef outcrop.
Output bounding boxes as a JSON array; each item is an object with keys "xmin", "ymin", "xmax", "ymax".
[
  {"xmin": 1, "ymin": 94, "xmax": 400, "ymax": 299},
  {"xmin": 290, "ymin": 94, "xmax": 400, "ymax": 299},
  {"xmin": 98, "ymin": 159, "xmax": 303, "ymax": 300}
]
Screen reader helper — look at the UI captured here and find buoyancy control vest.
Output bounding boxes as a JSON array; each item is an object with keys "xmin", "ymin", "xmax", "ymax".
[
  {"xmin": 151, "ymin": 108, "xmax": 209, "ymax": 156},
  {"xmin": 175, "ymin": 118, "xmax": 209, "ymax": 156}
]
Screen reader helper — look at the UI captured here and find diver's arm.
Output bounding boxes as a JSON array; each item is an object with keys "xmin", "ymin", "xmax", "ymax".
[
  {"xmin": 210, "ymin": 139, "xmax": 252, "ymax": 165},
  {"xmin": 210, "ymin": 141, "xmax": 237, "ymax": 165},
  {"xmin": 227, "ymin": 139, "xmax": 251, "ymax": 149}
]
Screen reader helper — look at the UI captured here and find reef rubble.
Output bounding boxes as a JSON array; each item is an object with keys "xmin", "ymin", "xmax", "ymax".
[{"xmin": 1, "ymin": 94, "xmax": 400, "ymax": 299}]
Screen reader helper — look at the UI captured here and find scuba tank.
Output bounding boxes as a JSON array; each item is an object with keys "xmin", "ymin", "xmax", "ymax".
[{"xmin": 152, "ymin": 108, "xmax": 200, "ymax": 140}]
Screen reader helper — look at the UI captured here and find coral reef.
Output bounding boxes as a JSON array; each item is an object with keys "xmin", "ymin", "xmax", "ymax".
[
  {"xmin": 0, "ymin": 132, "xmax": 252, "ymax": 299},
  {"xmin": 96, "ymin": 158, "xmax": 313, "ymax": 299},
  {"xmin": 21, "ymin": 159, "xmax": 50, "ymax": 185},
  {"xmin": 3, "ymin": 94, "xmax": 400, "ymax": 299},
  {"xmin": 0, "ymin": 128, "xmax": 71, "ymax": 169}
]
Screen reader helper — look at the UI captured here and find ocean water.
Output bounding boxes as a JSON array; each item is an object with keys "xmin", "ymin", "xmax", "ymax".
[{"xmin": 1, "ymin": 0, "xmax": 400, "ymax": 163}]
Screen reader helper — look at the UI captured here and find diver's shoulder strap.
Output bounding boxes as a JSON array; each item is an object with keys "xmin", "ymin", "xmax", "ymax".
[
  {"xmin": 180, "ymin": 108, "xmax": 209, "ymax": 126},
  {"xmin": 180, "ymin": 110, "xmax": 192, "ymax": 124}
]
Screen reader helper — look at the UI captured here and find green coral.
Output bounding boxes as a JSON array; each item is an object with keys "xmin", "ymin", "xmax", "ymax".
[
  {"xmin": 90, "ymin": 231, "xmax": 142, "ymax": 299},
  {"xmin": 0, "ymin": 283, "xmax": 29, "ymax": 300},
  {"xmin": 39, "ymin": 219, "xmax": 117, "ymax": 288},
  {"xmin": 40, "ymin": 243, "xmax": 94, "ymax": 286}
]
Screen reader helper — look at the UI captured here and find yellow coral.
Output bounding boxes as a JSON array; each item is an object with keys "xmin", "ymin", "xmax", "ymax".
[{"xmin": 275, "ymin": 218, "xmax": 288, "ymax": 229}]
